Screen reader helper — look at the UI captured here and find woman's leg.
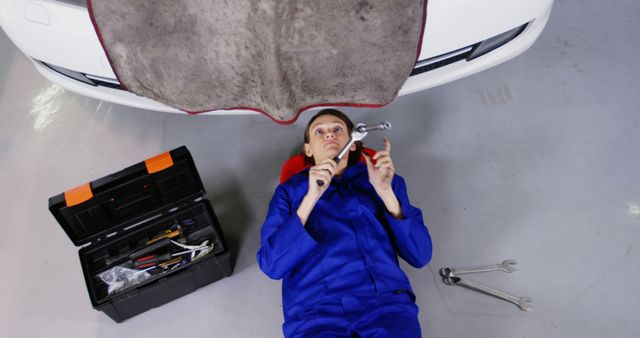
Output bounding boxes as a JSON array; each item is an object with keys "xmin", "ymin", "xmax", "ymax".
[
  {"xmin": 352, "ymin": 294, "xmax": 422, "ymax": 338},
  {"xmin": 283, "ymin": 304, "xmax": 353, "ymax": 338}
]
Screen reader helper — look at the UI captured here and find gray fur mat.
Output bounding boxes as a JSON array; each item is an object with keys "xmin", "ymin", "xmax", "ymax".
[{"xmin": 88, "ymin": 0, "xmax": 426, "ymax": 123}]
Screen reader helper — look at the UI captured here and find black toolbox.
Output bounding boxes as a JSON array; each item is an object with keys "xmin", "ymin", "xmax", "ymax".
[{"xmin": 48, "ymin": 146, "xmax": 232, "ymax": 322}]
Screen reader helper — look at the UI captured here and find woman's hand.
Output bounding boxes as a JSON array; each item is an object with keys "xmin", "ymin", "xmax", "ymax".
[
  {"xmin": 364, "ymin": 138, "xmax": 402, "ymax": 218},
  {"xmin": 308, "ymin": 159, "xmax": 337, "ymax": 197},
  {"xmin": 297, "ymin": 159, "xmax": 337, "ymax": 225},
  {"xmin": 364, "ymin": 137, "xmax": 395, "ymax": 193}
]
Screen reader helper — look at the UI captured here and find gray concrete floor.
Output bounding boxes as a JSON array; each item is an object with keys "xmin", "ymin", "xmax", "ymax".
[{"xmin": 1, "ymin": 1, "xmax": 639, "ymax": 337}]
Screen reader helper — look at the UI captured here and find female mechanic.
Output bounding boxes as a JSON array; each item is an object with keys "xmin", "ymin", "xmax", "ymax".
[{"xmin": 257, "ymin": 109, "xmax": 432, "ymax": 337}]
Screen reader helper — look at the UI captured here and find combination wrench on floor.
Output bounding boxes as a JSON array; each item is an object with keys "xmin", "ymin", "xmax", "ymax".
[
  {"xmin": 439, "ymin": 259, "xmax": 532, "ymax": 311},
  {"xmin": 439, "ymin": 259, "xmax": 517, "ymax": 276}
]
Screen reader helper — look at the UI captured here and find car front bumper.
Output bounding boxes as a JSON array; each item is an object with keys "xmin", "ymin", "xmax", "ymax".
[{"xmin": 2, "ymin": 0, "xmax": 554, "ymax": 115}]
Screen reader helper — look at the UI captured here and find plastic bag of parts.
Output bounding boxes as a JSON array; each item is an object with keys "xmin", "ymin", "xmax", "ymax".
[{"xmin": 98, "ymin": 266, "xmax": 152, "ymax": 295}]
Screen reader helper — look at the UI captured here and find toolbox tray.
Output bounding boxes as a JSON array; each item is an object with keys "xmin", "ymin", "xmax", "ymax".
[{"xmin": 49, "ymin": 146, "xmax": 232, "ymax": 322}]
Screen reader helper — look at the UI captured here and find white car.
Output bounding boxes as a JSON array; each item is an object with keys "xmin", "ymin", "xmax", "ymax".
[{"xmin": 1, "ymin": 0, "xmax": 554, "ymax": 115}]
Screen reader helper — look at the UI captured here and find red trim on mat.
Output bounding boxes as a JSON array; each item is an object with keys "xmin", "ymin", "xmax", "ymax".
[
  {"xmin": 416, "ymin": 0, "xmax": 429, "ymax": 62},
  {"xmin": 184, "ymin": 100, "xmax": 391, "ymax": 125},
  {"xmin": 86, "ymin": 0, "xmax": 429, "ymax": 125}
]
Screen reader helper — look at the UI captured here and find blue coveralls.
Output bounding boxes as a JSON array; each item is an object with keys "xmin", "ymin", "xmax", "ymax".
[{"xmin": 257, "ymin": 163, "xmax": 432, "ymax": 338}]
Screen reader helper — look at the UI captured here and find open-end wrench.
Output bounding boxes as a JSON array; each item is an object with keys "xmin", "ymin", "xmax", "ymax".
[
  {"xmin": 316, "ymin": 122, "xmax": 391, "ymax": 186},
  {"xmin": 444, "ymin": 275, "xmax": 532, "ymax": 311},
  {"xmin": 439, "ymin": 259, "xmax": 517, "ymax": 277}
]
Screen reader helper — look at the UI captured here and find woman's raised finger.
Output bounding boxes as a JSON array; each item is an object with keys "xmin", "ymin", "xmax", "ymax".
[
  {"xmin": 374, "ymin": 157, "xmax": 394, "ymax": 169},
  {"xmin": 372, "ymin": 150, "xmax": 390, "ymax": 161}
]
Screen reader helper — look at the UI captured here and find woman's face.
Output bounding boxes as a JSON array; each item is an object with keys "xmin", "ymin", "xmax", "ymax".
[{"xmin": 304, "ymin": 114, "xmax": 355, "ymax": 164}]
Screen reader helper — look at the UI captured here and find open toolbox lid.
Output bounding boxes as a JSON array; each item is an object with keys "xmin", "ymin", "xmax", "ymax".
[{"xmin": 48, "ymin": 146, "xmax": 206, "ymax": 247}]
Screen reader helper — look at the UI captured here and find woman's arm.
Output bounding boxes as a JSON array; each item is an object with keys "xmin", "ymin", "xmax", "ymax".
[
  {"xmin": 256, "ymin": 186, "xmax": 319, "ymax": 279},
  {"xmin": 363, "ymin": 138, "xmax": 431, "ymax": 267},
  {"xmin": 296, "ymin": 158, "xmax": 336, "ymax": 224},
  {"xmin": 363, "ymin": 138, "xmax": 402, "ymax": 218},
  {"xmin": 384, "ymin": 175, "xmax": 433, "ymax": 268}
]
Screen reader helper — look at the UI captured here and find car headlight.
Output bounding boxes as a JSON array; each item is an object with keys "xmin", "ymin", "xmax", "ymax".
[{"xmin": 467, "ymin": 24, "xmax": 527, "ymax": 60}]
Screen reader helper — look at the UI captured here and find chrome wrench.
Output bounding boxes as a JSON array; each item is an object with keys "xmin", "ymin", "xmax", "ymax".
[
  {"xmin": 316, "ymin": 122, "xmax": 391, "ymax": 186},
  {"xmin": 443, "ymin": 275, "xmax": 532, "ymax": 311},
  {"xmin": 439, "ymin": 259, "xmax": 517, "ymax": 277}
]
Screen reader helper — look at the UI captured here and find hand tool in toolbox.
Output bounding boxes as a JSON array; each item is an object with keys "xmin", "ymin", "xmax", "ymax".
[
  {"xmin": 147, "ymin": 227, "xmax": 183, "ymax": 244},
  {"xmin": 439, "ymin": 259, "xmax": 532, "ymax": 311},
  {"xmin": 95, "ymin": 239, "xmax": 215, "ymax": 297},
  {"xmin": 316, "ymin": 121, "xmax": 392, "ymax": 186},
  {"xmin": 133, "ymin": 241, "xmax": 214, "ymax": 269}
]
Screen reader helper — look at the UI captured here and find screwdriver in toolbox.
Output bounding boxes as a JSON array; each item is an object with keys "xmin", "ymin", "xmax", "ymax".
[{"xmin": 135, "ymin": 253, "xmax": 174, "ymax": 269}]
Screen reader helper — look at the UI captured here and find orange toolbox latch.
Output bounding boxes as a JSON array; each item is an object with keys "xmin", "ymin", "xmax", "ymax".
[
  {"xmin": 64, "ymin": 183, "xmax": 94, "ymax": 207},
  {"xmin": 145, "ymin": 151, "xmax": 174, "ymax": 174}
]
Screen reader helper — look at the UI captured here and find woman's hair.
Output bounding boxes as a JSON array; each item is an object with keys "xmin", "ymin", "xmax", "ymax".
[{"xmin": 303, "ymin": 109, "xmax": 363, "ymax": 166}]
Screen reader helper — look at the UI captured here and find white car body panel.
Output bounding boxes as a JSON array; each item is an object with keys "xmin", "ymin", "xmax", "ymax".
[{"xmin": 1, "ymin": 0, "xmax": 554, "ymax": 115}]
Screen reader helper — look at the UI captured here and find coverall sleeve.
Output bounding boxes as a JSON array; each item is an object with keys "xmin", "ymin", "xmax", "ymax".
[
  {"xmin": 384, "ymin": 176, "xmax": 433, "ymax": 268},
  {"xmin": 256, "ymin": 185, "xmax": 320, "ymax": 279}
]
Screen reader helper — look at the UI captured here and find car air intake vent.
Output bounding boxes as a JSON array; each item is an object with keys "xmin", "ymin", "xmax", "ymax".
[
  {"xmin": 411, "ymin": 23, "xmax": 529, "ymax": 76},
  {"xmin": 411, "ymin": 47, "xmax": 473, "ymax": 76},
  {"xmin": 56, "ymin": 0, "xmax": 87, "ymax": 7},
  {"xmin": 85, "ymin": 74, "xmax": 124, "ymax": 90},
  {"xmin": 92, "ymin": 80, "xmax": 123, "ymax": 90},
  {"xmin": 39, "ymin": 60, "xmax": 124, "ymax": 90}
]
